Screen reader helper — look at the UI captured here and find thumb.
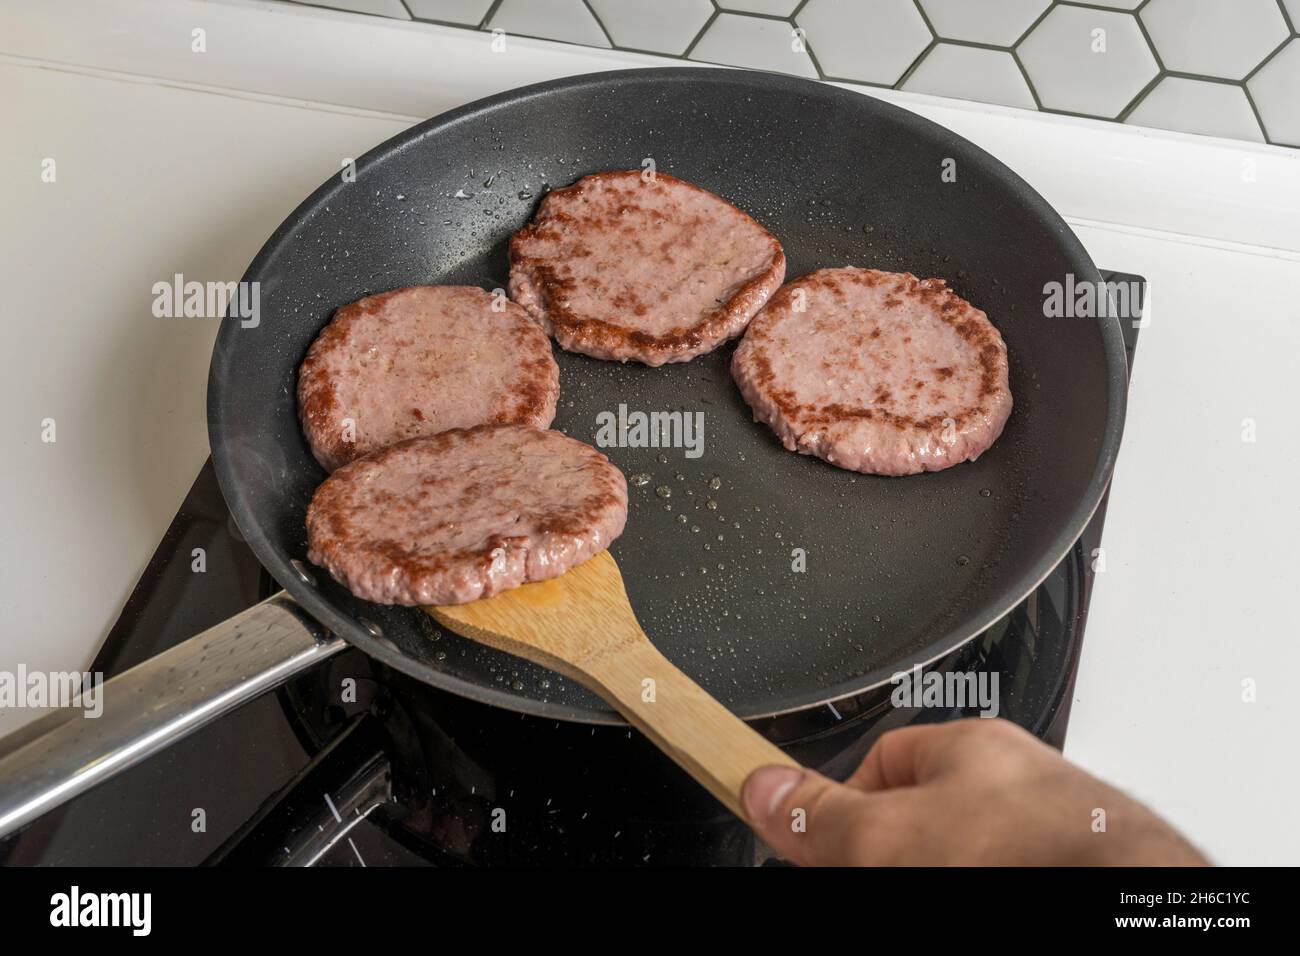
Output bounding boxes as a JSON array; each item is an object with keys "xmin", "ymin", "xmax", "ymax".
[{"xmin": 742, "ymin": 765, "xmax": 884, "ymax": 866}]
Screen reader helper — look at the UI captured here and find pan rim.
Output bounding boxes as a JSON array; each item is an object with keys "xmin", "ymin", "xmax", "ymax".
[{"xmin": 208, "ymin": 66, "xmax": 1127, "ymax": 727}]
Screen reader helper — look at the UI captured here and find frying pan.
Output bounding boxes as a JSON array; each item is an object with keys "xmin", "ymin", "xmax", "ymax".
[{"xmin": 0, "ymin": 67, "xmax": 1126, "ymax": 836}]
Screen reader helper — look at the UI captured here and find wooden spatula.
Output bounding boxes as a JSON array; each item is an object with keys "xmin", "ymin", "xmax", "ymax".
[{"xmin": 427, "ymin": 550, "xmax": 799, "ymax": 823}]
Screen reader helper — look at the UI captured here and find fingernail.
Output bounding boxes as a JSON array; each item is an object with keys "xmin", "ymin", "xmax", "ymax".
[{"xmin": 743, "ymin": 766, "xmax": 803, "ymax": 823}]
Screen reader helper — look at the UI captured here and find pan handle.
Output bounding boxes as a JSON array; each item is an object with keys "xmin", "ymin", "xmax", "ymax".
[{"xmin": 0, "ymin": 592, "xmax": 345, "ymax": 840}]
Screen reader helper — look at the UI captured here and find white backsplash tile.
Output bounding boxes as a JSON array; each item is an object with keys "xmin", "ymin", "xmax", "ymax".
[
  {"xmin": 589, "ymin": 0, "xmax": 712, "ymax": 55},
  {"xmin": 918, "ymin": 0, "xmax": 1049, "ymax": 47},
  {"xmin": 688, "ymin": 12, "xmax": 817, "ymax": 77},
  {"xmin": 903, "ymin": 43, "xmax": 1036, "ymax": 109},
  {"xmin": 1018, "ymin": 5, "xmax": 1157, "ymax": 118},
  {"xmin": 1248, "ymin": 38, "xmax": 1300, "ymax": 148},
  {"xmin": 404, "ymin": 0, "xmax": 494, "ymax": 26},
  {"xmin": 261, "ymin": 0, "xmax": 1300, "ymax": 150},
  {"xmin": 797, "ymin": 0, "xmax": 931, "ymax": 84},
  {"xmin": 488, "ymin": 0, "xmax": 611, "ymax": 48},
  {"xmin": 1126, "ymin": 77, "xmax": 1264, "ymax": 142},
  {"xmin": 1141, "ymin": 0, "xmax": 1289, "ymax": 81}
]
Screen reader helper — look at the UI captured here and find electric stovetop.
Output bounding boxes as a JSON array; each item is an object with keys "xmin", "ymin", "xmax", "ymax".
[{"xmin": 0, "ymin": 273, "xmax": 1143, "ymax": 866}]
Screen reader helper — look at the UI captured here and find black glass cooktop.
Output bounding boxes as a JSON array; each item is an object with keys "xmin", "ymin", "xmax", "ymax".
[{"xmin": 0, "ymin": 273, "xmax": 1143, "ymax": 866}]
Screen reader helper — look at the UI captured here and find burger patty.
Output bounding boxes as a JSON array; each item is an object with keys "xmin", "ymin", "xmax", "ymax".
[
  {"xmin": 306, "ymin": 425, "xmax": 628, "ymax": 606},
  {"xmin": 732, "ymin": 268, "xmax": 1013, "ymax": 476},
  {"xmin": 298, "ymin": 286, "xmax": 558, "ymax": 472},
  {"xmin": 508, "ymin": 170, "xmax": 785, "ymax": 366}
]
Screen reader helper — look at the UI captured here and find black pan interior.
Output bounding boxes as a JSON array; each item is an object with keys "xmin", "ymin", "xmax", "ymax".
[{"xmin": 208, "ymin": 68, "xmax": 1126, "ymax": 724}]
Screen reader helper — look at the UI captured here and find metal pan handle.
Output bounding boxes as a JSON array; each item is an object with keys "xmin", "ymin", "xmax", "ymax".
[{"xmin": 0, "ymin": 592, "xmax": 344, "ymax": 839}]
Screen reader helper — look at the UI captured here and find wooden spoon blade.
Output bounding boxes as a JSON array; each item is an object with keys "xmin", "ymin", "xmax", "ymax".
[{"xmin": 427, "ymin": 550, "xmax": 643, "ymax": 681}]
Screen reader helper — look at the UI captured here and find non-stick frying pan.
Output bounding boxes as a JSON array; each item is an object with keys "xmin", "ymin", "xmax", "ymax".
[{"xmin": 0, "ymin": 68, "xmax": 1126, "ymax": 836}]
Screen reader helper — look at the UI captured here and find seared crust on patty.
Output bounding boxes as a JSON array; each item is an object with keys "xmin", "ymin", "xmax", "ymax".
[
  {"xmin": 306, "ymin": 425, "xmax": 628, "ymax": 606},
  {"xmin": 508, "ymin": 170, "xmax": 785, "ymax": 366},
  {"xmin": 298, "ymin": 286, "xmax": 559, "ymax": 472},
  {"xmin": 732, "ymin": 268, "xmax": 1013, "ymax": 476}
]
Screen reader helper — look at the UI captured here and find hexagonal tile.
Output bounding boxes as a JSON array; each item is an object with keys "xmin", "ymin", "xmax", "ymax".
[
  {"xmin": 688, "ymin": 12, "xmax": 818, "ymax": 77},
  {"xmin": 903, "ymin": 44, "xmax": 1036, "ymax": 109},
  {"xmin": 918, "ymin": 0, "xmax": 1049, "ymax": 47},
  {"xmin": 796, "ymin": 0, "xmax": 932, "ymax": 84},
  {"xmin": 404, "ymin": 0, "xmax": 494, "ymax": 25},
  {"xmin": 1142, "ymin": 0, "xmax": 1288, "ymax": 81},
  {"xmin": 1248, "ymin": 38, "xmax": 1300, "ymax": 147},
  {"xmin": 487, "ymin": 0, "xmax": 611, "ymax": 48},
  {"xmin": 589, "ymin": 0, "xmax": 713, "ymax": 54},
  {"xmin": 718, "ymin": 0, "xmax": 801, "ymax": 14},
  {"xmin": 1126, "ymin": 77, "xmax": 1263, "ymax": 142},
  {"xmin": 1018, "ymin": 6, "xmax": 1157, "ymax": 118}
]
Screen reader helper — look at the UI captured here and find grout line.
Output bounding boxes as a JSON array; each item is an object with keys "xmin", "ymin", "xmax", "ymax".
[
  {"xmin": 921, "ymin": 36, "xmax": 1025, "ymax": 53},
  {"xmin": 405, "ymin": 16, "xmax": 494, "ymax": 30},
  {"xmin": 1011, "ymin": 2, "xmax": 1056, "ymax": 48},
  {"xmin": 1276, "ymin": 0, "xmax": 1296, "ymax": 34},
  {"xmin": 1056, "ymin": 0, "xmax": 1148, "ymax": 12},
  {"xmin": 1243, "ymin": 33, "xmax": 1293, "ymax": 82},
  {"xmin": 713, "ymin": 8, "xmax": 796, "ymax": 22},
  {"xmin": 479, "ymin": 0, "xmax": 505, "ymax": 30},
  {"xmin": 580, "ymin": 0, "xmax": 616, "ymax": 48},
  {"xmin": 1008, "ymin": 1, "xmax": 1054, "ymax": 111},
  {"xmin": 1131, "ymin": 5, "xmax": 1166, "ymax": 73},
  {"xmin": 1009, "ymin": 46, "xmax": 1046, "ymax": 111},
  {"xmin": 895, "ymin": 0, "xmax": 937, "ymax": 89},
  {"xmin": 681, "ymin": 8, "xmax": 720, "ymax": 59},
  {"xmin": 1115, "ymin": 71, "xmax": 1163, "ymax": 123},
  {"xmin": 894, "ymin": 37, "xmax": 937, "ymax": 89},
  {"xmin": 1240, "ymin": 33, "xmax": 1293, "ymax": 146},
  {"xmin": 1116, "ymin": 2, "xmax": 1164, "ymax": 124},
  {"xmin": 1241, "ymin": 83, "xmax": 1276, "ymax": 146},
  {"xmin": 783, "ymin": 6, "xmax": 827, "ymax": 82},
  {"xmin": 1161, "ymin": 71, "xmax": 1250, "ymax": 86},
  {"xmin": 802, "ymin": 34, "xmax": 830, "ymax": 82}
]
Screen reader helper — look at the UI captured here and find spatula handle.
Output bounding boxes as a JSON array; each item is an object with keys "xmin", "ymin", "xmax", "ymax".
[{"xmin": 583, "ymin": 639, "xmax": 799, "ymax": 824}]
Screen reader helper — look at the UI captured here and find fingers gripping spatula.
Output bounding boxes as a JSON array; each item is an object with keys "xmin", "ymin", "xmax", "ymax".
[{"xmin": 428, "ymin": 551, "xmax": 799, "ymax": 823}]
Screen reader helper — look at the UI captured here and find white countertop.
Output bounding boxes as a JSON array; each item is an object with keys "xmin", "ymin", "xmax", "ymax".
[{"xmin": 2, "ymin": 0, "xmax": 1298, "ymax": 864}]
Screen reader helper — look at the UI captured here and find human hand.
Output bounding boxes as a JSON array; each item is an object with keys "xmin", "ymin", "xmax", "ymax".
[{"xmin": 742, "ymin": 717, "xmax": 1207, "ymax": 866}]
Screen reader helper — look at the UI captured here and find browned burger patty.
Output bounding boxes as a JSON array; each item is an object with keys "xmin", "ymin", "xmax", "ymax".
[
  {"xmin": 508, "ymin": 170, "xmax": 785, "ymax": 366},
  {"xmin": 732, "ymin": 268, "xmax": 1013, "ymax": 476},
  {"xmin": 298, "ymin": 286, "xmax": 559, "ymax": 472},
  {"xmin": 306, "ymin": 425, "xmax": 628, "ymax": 606}
]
